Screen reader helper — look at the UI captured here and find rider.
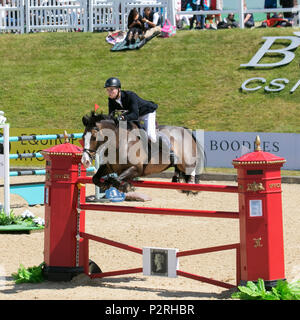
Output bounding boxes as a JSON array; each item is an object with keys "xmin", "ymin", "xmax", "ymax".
[{"xmin": 104, "ymin": 77, "xmax": 175, "ymax": 164}]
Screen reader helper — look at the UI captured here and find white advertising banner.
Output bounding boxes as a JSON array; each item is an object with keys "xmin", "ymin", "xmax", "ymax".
[{"xmin": 204, "ymin": 131, "xmax": 300, "ymax": 170}]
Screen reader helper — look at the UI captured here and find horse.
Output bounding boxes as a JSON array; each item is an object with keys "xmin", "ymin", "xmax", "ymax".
[{"xmin": 81, "ymin": 111, "xmax": 204, "ymax": 193}]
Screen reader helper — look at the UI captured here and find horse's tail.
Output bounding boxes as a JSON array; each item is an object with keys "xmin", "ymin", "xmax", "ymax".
[
  {"xmin": 192, "ymin": 129, "xmax": 206, "ymax": 184},
  {"xmin": 183, "ymin": 128, "xmax": 206, "ymax": 184}
]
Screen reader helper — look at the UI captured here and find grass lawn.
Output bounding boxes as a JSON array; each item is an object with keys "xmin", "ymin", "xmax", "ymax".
[
  {"xmin": 1, "ymin": 28, "xmax": 300, "ymax": 172},
  {"xmin": 1, "ymin": 28, "xmax": 300, "ymax": 131}
]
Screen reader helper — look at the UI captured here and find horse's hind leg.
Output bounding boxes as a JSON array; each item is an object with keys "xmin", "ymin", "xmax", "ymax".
[
  {"xmin": 171, "ymin": 166, "xmax": 180, "ymax": 183},
  {"xmin": 113, "ymin": 166, "xmax": 142, "ymax": 192}
]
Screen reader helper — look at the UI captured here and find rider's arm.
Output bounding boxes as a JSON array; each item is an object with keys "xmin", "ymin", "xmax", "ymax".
[
  {"xmin": 108, "ymin": 99, "xmax": 116, "ymax": 116},
  {"xmin": 122, "ymin": 92, "xmax": 139, "ymax": 121}
]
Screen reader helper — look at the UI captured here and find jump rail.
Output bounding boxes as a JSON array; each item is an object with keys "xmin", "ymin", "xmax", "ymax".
[
  {"xmin": 0, "ymin": 129, "xmax": 84, "ymax": 211},
  {"xmin": 42, "ymin": 137, "xmax": 286, "ymax": 290},
  {"xmin": 77, "ymin": 176, "xmax": 240, "ymax": 288},
  {"xmin": 80, "ymin": 230, "xmax": 239, "ymax": 289},
  {"xmin": 0, "ymin": 133, "xmax": 83, "ymax": 143},
  {"xmin": 77, "ymin": 176, "xmax": 238, "ymax": 193},
  {"xmin": 78, "ymin": 177, "xmax": 240, "ymax": 219}
]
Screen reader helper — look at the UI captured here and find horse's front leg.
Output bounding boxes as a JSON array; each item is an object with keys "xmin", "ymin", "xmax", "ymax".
[
  {"xmin": 92, "ymin": 165, "xmax": 109, "ymax": 188},
  {"xmin": 112, "ymin": 166, "xmax": 142, "ymax": 193}
]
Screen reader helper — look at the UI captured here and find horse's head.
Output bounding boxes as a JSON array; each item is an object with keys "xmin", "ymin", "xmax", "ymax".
[{"xmin": 81, "ymin": 111, "xmax": 117, "ymax": 168}]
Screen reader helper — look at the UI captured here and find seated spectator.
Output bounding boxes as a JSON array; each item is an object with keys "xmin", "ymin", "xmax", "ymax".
[
  {"xmin": 260, "ymin": 13, "xmax": 293, "ymax": 27},
  {"xmin": 126, "ymin": 8, "xmax": 146, "ymax": 44},
  {"xmin": 210, "ymin": 0, "xmax": 223, "ymax": 25},
  {"xmin": 217, "ymin": 13, "xmax": 239, "ymax": 29},
  {"xmin": 176, "ymin": 0, "xmax": 193, "ymax": 29},
  {"xmin": 143, "ymin": 7, "xmax": 162, "ymax": 37},
  {"xmin": 244, "ymin": 0, "xmax": 255, "ymax": 28},
  {"xmin": 264, "ymin": 0, "xmax": 278, "ymax": 20},
  {"xmin": 189, "ymin": 0, "xmax": 205, "ymax": 30}
]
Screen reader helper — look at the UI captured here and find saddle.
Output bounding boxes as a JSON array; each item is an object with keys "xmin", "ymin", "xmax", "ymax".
[{"xmin": 116, "ymin": 115, "xmax": 176, "ymax": 165}]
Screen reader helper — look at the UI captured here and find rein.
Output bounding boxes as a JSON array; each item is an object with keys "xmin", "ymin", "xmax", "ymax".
[
  {"xmin": 83, "ymin": 148, "xmax": 97, "ymax": 160},
  {"xmin": 83, "ymin": 126, "xmax": 100, "ymax": 160}
]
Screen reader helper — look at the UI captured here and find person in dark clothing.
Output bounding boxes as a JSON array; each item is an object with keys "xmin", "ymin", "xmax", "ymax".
[
  {"xmin": 104, "ymin": 77, "xmax": 158, "ymax": 143},
  {"xmin": 217, "ymin": 13, "xmax": 239, "ymax": 29},
  {"xmin": 244, "ymin": 0, "xmax": 255, "ymax": 28},
  {"xmin": 265, "ymin": 0, "xmax": 278, "ymax": 20},
  {"xmin": 143, "ymin": 7, "xmax": 162, "ymax": 38},
  {"xmin": 104, "ymin": 77, "xmax": 175, "ymax": 162},
  {"xmin": 189, "ymin": 0, "xmax": 205, "ymax": 30},
  {"xmin": 280, "ymin": 0, "xmax": 298, "ymax": 20},
  {"xmin": 126, "ymin": 8, "xmax": 146, "ymax": 44}
]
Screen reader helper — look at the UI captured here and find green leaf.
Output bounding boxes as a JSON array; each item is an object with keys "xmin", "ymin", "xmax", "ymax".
[
  {"xmin": 11, "ymin": 263, "xmax": 45, "ymax": 284},
  {"xmin": 256, "ymin": 278, "xmax": 266, "ymax": 294},
  {"xmin": 232, "ymin": 278, "xmax": 300, "ymax": 300},
  {"xmin": 234, "ymin": 283, "xmax": 262, "ymax": 299},
  {"xmin": 269, "ymin": 287, "xmax": 281, "ymax": 300},
  {"xmin": 246, "ymin": 281, "xmax": 259, "ymax": 292}
]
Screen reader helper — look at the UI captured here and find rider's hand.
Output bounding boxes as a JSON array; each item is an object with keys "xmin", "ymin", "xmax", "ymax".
[{"xmin": 118, "ymin": 115, "xmax": 125, "ymax": 121}]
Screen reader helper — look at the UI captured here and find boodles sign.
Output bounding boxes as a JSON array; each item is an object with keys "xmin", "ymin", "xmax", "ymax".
[{"xmin": 240, "ymin": 32, "xmax": 300, "ymax": 93}]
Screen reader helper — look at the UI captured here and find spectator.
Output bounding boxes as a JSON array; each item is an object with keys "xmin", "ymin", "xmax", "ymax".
[
  {"xmin": 175, "ymin": 0, "xmax": 182, "ymax": 28},
  {"xmin": 264, "ymin": 0, "xmax": 278, "ymax": 20},
  {"xmin": 280, "ymin": 0, "xmax": 298, "ymax": 21},
  {"xmin": 143, "ymin": 7, "xmax": 161, "ymax": 38},
  {"xmin": 210, "ymin": 0, "xmax": 223, "ymax": 25},
  {"xmin": 177, "ymin": 0, "xmax": 193, "ymax": 28},
  {"xmin": 243, "ymin": 1, "xmax": 255, "ymax": 28},
  {"xmin": 217, "ymin": 12, "xmax": 239, "ymax": 29},
  {"xmin": 189, "ymin": 0, "xmax": 205, "ymax": 30},
  {"xmin": 126, "ymin": 8, "xmax": 145, "ymax": 45}
]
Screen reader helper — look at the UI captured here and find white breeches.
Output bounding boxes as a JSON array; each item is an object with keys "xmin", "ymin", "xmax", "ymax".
[{"xmin": 139, "ymin": 111, "xmax": 157, "ymax": 143}]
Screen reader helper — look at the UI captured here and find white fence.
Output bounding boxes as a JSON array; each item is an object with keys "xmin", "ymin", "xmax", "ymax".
[
  {"xmin": 0, "ymin": 0, "xmax": 171, "ymax": 33},
  {"xmin": 25, "ymin": 0, "xmax": 88, "ymax": 33},
  {"xmin": 0, "ymin": 0, "xmax": 24, "ymax": 33},
  {"xmin": 1, "ymin": 0, "xmax": 300, "ymax": 33}
]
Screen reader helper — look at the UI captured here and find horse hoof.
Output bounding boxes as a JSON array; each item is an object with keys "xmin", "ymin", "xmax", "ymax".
[
  {"xmin": 187, "ymin": 176, "xmax": 196, "ymax": 184},
  {"xmin": 92, "ymin": 176, "xmax": 101, "ymax": 187},
  {"xmin": 172, "ymin": 176, "xmax": 179, "ymax": 183},
  {"xmin": 119, "ymin": 181, "xmax": 134, "ymax": 193}
]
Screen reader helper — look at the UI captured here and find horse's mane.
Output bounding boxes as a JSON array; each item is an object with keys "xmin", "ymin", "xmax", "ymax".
[
  {"xmin": 82, "ymin": 111, "xmax": 116, "ymax": 128},
  {"xmin": 82, "ymin": 110, "xmax": 141, "ymax": 131}
]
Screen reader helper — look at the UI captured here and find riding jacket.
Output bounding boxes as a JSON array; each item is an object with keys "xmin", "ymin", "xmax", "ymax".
[{"xmin": 108, "ymin": 90, "xmax": 158, "ymax": 121}]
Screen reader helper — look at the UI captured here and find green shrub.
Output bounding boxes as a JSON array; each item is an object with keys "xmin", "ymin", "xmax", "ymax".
[
  {"xmin": 12, "ymin": 263, "xmax": 45, "ymax": 284},
  {"xmin": 231, "ymin": 278, "xmax": 300, "ymax": 300}
]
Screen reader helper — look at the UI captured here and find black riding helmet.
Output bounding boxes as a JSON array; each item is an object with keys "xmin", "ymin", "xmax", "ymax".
[{"xmin": 104, "ymin": 77, "xmax": 121, "ymax": 89}]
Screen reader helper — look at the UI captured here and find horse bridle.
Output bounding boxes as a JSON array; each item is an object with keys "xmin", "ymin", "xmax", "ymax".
[
  {"xmin": 83, "ymin": 126, "xmax": 99, "ymax": 161},
  {"xmin": 83, "ymin": 148, "xmax": 97, "ymax": 161}
]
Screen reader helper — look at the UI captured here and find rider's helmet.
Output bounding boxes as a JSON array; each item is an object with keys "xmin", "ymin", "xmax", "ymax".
[{"xmin": 104, "ymin": 77, "xmax": 121, "ymax": 89}]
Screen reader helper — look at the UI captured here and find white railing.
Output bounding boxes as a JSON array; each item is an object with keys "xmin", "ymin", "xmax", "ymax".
[
  {"xmin": 26, "ymin": 0, "xmax": 88, "ymax": 33},
  {"xmin": 0, "ymin": 0, "xmax": 24, "ymax": 33},
  {"xmin": 0, "ymin": 0, "xmax": 300, "ymax": 33},
  {"xmin": 89, "ymin": 0, "xmax": 118, "ymax": 31}
]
